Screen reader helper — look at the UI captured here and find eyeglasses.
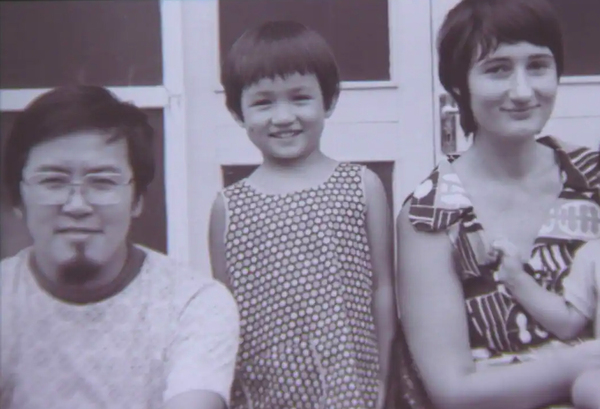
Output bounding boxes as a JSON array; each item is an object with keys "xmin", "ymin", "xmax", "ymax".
[{"xmin": 21, "ymin": 173, "xmax": 134, "ymax": 205}]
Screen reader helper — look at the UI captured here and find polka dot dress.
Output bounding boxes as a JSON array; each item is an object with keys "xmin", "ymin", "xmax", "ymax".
[{"xmin": 223, "ymin": 163, "xmax": 380, "ymax": 409}]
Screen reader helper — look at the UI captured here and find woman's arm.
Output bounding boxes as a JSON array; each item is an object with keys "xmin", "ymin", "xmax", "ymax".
[
  {"xmin": 492, "ymin": 239, "xmax": 588, "ymax": 341},
  {"xmin": 571, "ymin": 369, "xmax": 600, "ymax": 409},
  {"xmin": 208, "ymin": 194, "xmax": 231, "ymax": 289},
  {"xmin": 364, "ymin": 169, "xmax": 397, "ymax": 408},
  {"xmin": 396, "ymin": 205, "xmax": 593, "ymax": 409}
]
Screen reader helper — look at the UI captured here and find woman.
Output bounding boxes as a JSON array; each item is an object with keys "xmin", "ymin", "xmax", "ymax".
[{"xmin": 396, "ymin": 0, "xmax": 600, "ymax": 408}]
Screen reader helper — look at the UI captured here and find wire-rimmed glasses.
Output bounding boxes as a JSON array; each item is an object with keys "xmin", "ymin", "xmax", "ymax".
[{"xmin": 21, "ymin": 172, "xmax": 134, "ymax": 205}]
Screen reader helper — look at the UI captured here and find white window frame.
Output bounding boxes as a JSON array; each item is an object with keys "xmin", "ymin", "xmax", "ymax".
[
  {"xmin": 0, "ymin": 0, "xmax": 190, "ymax": 264},
  {"xmin": 561, "ymin": 75, "xmax": 600, "ymax": 85}
]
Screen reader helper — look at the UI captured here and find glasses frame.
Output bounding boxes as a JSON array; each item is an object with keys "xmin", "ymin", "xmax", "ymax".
[{"xmin": 20, "ymin": 173, "xmax": 134, "ymax": 206}]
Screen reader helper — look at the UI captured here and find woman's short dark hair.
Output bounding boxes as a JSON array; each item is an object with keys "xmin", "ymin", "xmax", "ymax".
[
  {"xmin": 3, "ymin": 85, "xmax": 155, "ymax": 206},
  {"xmin": 221, "ymin": 20, "xmax": 340, "ymax": 120},
  {"xmin": 437, "ymin": 0, "xmax": 564, "ymax": 136}
]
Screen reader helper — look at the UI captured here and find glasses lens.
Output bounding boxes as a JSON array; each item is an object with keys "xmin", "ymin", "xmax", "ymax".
[
  {"xmin": 30, "ymin": 189, "xmax": 68, "ymax": 205},
  {"xmin": 84, "ymin": 175, "xmax": 125, "ymax": 205},
  {"xmin": 23, "ymin": 173, "xmax": 128, "ymax": 205},
  {"xmin": 25, "ymin": 174, "xmax": 70, "ymax": 205},
  {"xmin": 85, "ymin": 190, "xmax": 121, "ymax": 205}
]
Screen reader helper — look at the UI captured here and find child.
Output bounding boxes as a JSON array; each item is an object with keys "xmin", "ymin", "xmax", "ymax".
[
  {"xmin": 493, "ymin": 237, "xmax": 600, "ymax": 408},
  {"xmin": 209, "ymin": 20, "xmax": 396, "ymax": 409}
]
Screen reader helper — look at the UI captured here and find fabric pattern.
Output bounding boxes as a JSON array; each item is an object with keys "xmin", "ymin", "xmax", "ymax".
[
  {"xmin": 384, "ymin": 322, "xmax": 436, "ymax": 409},
  {"xmin": 223, "ymin": 162, "xmax": 380, "ymax": 409},
  {"xmin": 408, "ymin": 136, "xmax": 600, "ymax": 358},
  {"xmin": 0, "ymin": 246, "xmax": 239, "ymax": 409}
]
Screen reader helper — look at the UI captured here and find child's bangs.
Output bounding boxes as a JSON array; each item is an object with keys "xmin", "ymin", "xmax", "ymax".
[{"xmin": 238, "ymin": 37, "xmax": 324, "ymax": 88}]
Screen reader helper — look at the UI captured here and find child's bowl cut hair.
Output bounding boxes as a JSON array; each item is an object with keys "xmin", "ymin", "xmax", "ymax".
[
  {"xmin": 222, "ymin": 20, "xmax": 340, "ymax": 120},
  {"xmin": 438, "ymin": 0, "xmax": 564, "ymax": 136}
]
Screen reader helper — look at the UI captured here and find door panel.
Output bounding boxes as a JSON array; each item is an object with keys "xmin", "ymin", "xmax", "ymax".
[
  {"xmin": 218, "ymin": 0, "xmax": 391, "ymax": 82},
  {"xmin": 548, "ymin": 0, "xmax": 600, "ymax": 77},
  {"xmin": 0, "ymin": 1, "xmax": 163, "ymax": 88}
]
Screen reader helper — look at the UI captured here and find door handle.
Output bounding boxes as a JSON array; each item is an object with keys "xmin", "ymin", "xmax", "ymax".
[{"xmin": 440, "ymin": 93, "xmax": 459, "ymax": 155}]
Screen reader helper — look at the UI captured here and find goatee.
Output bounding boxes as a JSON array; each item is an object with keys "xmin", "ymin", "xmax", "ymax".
[{"xmin": 58, "ymin": 243, "xmax": 102, "ymax": 285}]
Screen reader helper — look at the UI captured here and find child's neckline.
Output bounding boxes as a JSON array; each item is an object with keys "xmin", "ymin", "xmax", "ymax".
[{"xmin": 242, "ymin": 161, "xmax": 343, "ymax": 197}]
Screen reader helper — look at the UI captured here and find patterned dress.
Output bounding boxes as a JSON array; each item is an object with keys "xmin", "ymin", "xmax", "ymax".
[
  {"xmin": 408, "ymin": 136, "xmax": 600, "ymax": 364},
  {"xmin": 222, "ymin": 162, "xmax": 380, "ymax": 409}
]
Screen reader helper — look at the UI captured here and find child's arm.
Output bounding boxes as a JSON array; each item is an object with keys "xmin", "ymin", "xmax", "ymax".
[
  {"xmin": 363, "ymin": 169, "xmax": 397, "ymax": 407},
  {"xmin": 492, "ymin": 239, "xmax": 588, "ymax": 341},
  {"xmin": 208, "ymin": 194, "xmax": 231, "ymax": 290}
]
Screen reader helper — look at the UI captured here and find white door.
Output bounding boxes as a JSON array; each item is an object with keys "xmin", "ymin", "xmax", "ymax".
[
  {"xmin": 430, "ymin": 0, "xmax": 600, "ymax": 160},
  {"xmin": 181, "ymin": 1, "xmax": 438, "ymax": 272}
]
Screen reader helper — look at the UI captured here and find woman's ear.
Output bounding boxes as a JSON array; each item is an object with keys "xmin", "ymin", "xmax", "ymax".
[{"xmin": 132, "ymin": 196, "xmax": 144, "ymax": 218}]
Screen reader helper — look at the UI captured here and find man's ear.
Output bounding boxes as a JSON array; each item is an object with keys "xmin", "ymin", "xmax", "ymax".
[
  {"xmin": 132, "ymin": 196, "xmax": 144, "ymax": 218},
  {"xmin": 13, "ymin": 207, "xmax": 23, "ymax": 220},
  {"xmin": 325, "ymin": 93, "xmax": 339, "ymax": 118}
]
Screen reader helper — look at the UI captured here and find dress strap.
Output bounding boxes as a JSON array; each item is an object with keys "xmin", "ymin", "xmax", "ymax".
[{"xmin": 407, "ymin": 160, "xmax": 470, "ymax": 233}]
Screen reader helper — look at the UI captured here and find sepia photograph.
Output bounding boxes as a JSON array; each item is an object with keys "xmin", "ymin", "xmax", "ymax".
[{"xmin": 1, "ymin": 0, "xmax": 600, "ymax": 408}]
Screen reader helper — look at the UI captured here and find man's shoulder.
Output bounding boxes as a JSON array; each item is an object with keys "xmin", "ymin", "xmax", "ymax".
[
  {"xmin": 138, "ymin": 245, "xmax": 213, "ymax": 282},
  {"xmin": 1, "ymin": 247, "xmax": 29, "ymax": 268},
  {"xmin": 135, "ymin": 245, "xmax": 236, "ymax": 307},
  {"xmin": 1, "ymin": 247, "xmax": 31, "ymax": 290},
  {"xmin": 1, "ymin": 248, "xmax": 34, "ymax": 346}
]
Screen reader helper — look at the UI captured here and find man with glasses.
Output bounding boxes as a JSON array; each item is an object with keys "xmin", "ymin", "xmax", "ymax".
[{"xmin": 0, "ymin": 86, "xmax": 239, "ymax": 409}]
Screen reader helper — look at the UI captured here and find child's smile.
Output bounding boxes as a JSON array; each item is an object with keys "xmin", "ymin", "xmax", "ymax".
[
  {"xmin": 237, "ymin": 72, "xmax": 336, "ymax": 163},
  {"xmin": 268, "ymin": 129, "xmax": 302, "ymax": 139}
]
